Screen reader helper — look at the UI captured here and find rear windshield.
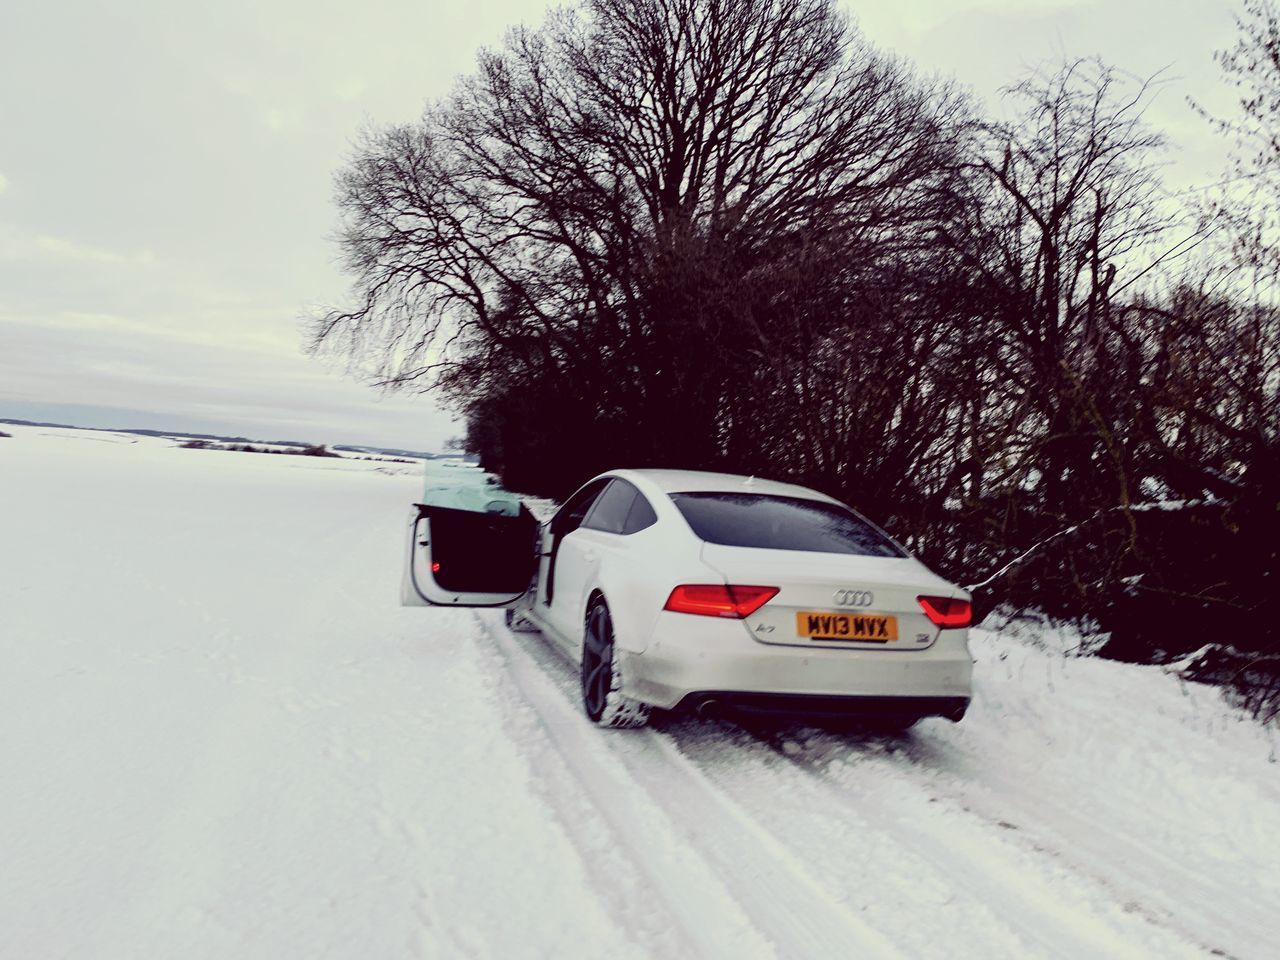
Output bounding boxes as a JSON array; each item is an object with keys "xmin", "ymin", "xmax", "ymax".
[{"xmin": 669, "ymin": 493, "xmax": 907, "ymax": 557}]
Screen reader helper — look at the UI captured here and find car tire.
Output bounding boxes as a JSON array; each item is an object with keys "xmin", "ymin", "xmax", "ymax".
[{"xmin": 581, "ymin": 598, "xmax": 651, "ymax": 729}]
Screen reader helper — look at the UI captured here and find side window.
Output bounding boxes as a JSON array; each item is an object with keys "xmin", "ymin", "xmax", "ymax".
[
  {"xmin": 553, "ymin": 479, "xmax": 610, "ymax": 537},
  {"xmin": 621, "ymin": 492, "xmax": 658, "ymax": 534},
  {"xmin": 582, "ymin": 479, "xmax": 638, "ymax": 534}
]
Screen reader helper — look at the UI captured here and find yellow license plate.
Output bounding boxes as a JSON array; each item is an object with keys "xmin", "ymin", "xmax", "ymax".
[{"xmin": 796, "ymin": 611, "xmax": 898, "ymax": 642}]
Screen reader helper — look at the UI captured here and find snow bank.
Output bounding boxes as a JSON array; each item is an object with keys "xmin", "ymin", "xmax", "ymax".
[
  {"xmin": 0, "ymin": 426, "xmax": 640, "ymax": 959},
  {"xmin": 1, "ymin": 425, "xmax": 1276, "ymax": 959}
]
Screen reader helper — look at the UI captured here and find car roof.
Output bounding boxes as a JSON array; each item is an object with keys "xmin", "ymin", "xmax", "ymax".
[{"xmin": 607, "ymin": 468, "xmax": 841, "ymax": 504}]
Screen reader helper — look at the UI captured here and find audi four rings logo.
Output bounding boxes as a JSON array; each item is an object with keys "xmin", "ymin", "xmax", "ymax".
[{"xmin": 833, "ymin": 589, "xmax": 874, "ymax": 607}]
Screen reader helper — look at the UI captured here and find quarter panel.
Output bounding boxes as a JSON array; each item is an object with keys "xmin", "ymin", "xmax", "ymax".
[{"xmin": 590, "ymin": 520, "xmax": 717, "ymax": 655}]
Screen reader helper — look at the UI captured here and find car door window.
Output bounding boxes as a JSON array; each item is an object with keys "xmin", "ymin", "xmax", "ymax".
[
  {"xmin": 553, "ymin": 479, "xmax": 610, "ymax": 537},
  {"xmin": 582, "ymin": 479, "xmax": 638, "ymax": 534},
  {"xmin": 621, "ymin": 491, "xmax": 658, "ymax": 534},
  {"xmin": 545, "ymin": 478, "xmax": 610, "ymax": 605}
]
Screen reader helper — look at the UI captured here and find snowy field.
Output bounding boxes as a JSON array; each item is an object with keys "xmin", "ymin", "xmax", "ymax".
[{"xmin": 1, "ymin": 424, "xmax": 1277, "ymax": 960}]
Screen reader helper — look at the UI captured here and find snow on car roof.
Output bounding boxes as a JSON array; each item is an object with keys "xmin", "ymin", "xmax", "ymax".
[{"xmin": 613, "ymin": 468, "xmax": 839, "ymax": 503}]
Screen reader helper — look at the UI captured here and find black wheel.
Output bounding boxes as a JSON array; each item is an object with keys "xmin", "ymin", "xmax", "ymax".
[{"xmin": 581, "ymin": 599, "xmax": 651, "ymax": 729}]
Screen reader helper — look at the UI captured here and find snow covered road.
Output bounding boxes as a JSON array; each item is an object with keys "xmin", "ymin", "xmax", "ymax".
[{"xmin": 2, "ymin": 426, "xmax": 1277, "ymax": 959}]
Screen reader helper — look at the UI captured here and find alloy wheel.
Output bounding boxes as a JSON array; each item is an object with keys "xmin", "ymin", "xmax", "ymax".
[{"xmin": 582, "ymin": 603, "xmax": 614, "ymax": 720}]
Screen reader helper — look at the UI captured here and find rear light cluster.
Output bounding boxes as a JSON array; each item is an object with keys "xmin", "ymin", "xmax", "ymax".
[
  {"xmin": 664, "ymin": 584, "xmax": 779, "ymax": 619},
  {"xmin": 918, "ymin": 595, "xmax": 972, "ymax": 629},
  {"xmin": 664, "ymin": 586, "xmax": 972, "ymax": 629}
]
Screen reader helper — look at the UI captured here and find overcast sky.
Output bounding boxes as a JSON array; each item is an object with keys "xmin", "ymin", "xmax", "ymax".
[{"xmin": 0, "ymin": 0, "xmax": 1241, "ymax": 450}]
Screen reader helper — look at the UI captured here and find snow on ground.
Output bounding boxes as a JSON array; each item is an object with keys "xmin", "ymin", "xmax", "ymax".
[{"xmin": 1, "ymin": 425, "xmax": 1277, "ymax": 959}]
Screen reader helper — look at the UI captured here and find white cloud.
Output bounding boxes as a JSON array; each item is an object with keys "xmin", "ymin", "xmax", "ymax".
[
  {"xmin": 28, "ymin": 310, "xmax": 159, "ymax": 337},
  {"xmin": 262, "ymin": 106, "xmax": 301, "ymax": 132},
  {"xmin": 335, "ymin": 77, "xmax": 368, "ymax": 103},
  {"xmin": 0, "ymin": 311, "xmax": 458, "ymax": 449},
  {"xmin": 0, "ymin": 0, "xmax": 1233, "ymax": 453},
  {"xmin": 33, "ymin": 234, "xmax": 157, "ymax": 266},
  {"xmin": 0, "ymin": 170, "xmax": 8, "ymax": 194},
  {"xmin": 0, "ymin": 0, "xmax": 537, "ymax": 451},
  {"xmin": 0, "ymin": 224, "xmax": 157, "ymax": 266}
]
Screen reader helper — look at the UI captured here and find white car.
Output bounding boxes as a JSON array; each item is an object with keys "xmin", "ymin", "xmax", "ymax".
[{"xmin": 402, "ymin": 469, "xmax": 973, "ymax": 729}]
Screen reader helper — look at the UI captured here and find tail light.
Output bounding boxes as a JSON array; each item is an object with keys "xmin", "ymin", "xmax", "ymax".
[
  {"xmin": 664, "ymin": 584, "xmax": 779, "ymax": 618},
  {"xmin": 918, "ymin": 595, "xmax": 972, "ymax": 629}
]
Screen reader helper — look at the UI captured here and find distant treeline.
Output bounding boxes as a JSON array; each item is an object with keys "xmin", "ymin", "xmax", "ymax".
[
  {"xmin": 310, "ymin": 1, "xmax": 1280, "ymax": 720},
  {"xmin": 179, "ymin": 440, "xmax": 341, "ymax": 457},
  {"xmin": 0, "ymin": 419, "xmax": 315, "ymax": 447},
  {"xmin": 179, "ymin": 440, "xmax": 413, "ymax": 463},
  {"xmin": 0, "ymin": 419, "xmax": 438, "ymax": 460}
]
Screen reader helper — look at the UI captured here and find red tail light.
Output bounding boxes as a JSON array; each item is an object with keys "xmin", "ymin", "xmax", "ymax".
[
  {"xmin": 664, "ymin": 584, "xmax": 779, "ymax": 618},
  {"xmin": 918, "ymin": 595, "xmax": 972, "ymax": 629}
]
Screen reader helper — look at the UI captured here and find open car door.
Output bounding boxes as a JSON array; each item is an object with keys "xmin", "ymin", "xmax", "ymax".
[{"xmin": 401, "ymin": 502, "xmax": 540, "ymax": 607}]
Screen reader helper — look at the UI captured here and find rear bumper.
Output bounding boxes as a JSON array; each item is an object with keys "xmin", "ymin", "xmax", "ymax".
[
  {"xmin": 674, "ymin": 692, "xmax": 969, "ymax": 722},
  {"xmin": 621, "ymin": 613, "xmax": 974, "ymax": 714}
]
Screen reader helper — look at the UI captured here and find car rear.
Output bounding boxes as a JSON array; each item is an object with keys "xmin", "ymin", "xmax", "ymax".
[{"xmin": 620, "ymin": 485, "xmax": 973, "ymax": 722}]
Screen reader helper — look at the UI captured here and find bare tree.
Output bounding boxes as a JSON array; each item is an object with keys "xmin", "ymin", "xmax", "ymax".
[
  {"xmin": 309, "ymin": 1, "xmax": 1280, "ymax": 713},
  {"xmin": 1199, "ymin": 0, "xmax": 1280, "ymax": 277},
  {"xmin": 933, "ymin": 60, "xmax": 1174, "ymax": 574},
  {"xmin": 312, "ymin": 0, "xmax": 971, "ymax": 493}
]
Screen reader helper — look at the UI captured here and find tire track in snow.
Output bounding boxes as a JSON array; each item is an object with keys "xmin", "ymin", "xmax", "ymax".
[
  {"xmin": 737, "ymin": 716, "xmax": 1263, "ymax": 959},
  {"xmin": 716, "ymin": 723, "xmax": 1217, "ymax": 960},
  {"xmin": 475, "ymin": 613, "xmax": 908, "ymax": 960},
  {"xmin": 474, "ymin": 612, "xmax": 771, "ymax": 959},
  {"xmin": 464, "ymin": 636, "xmax": 693, "ymax": 958},
  {"xmin": 613, "ymin": 731, "xmax": 911, "ymax": 960},
  {"xmin": 893, "ymin": 734, "xmax": 1265, "ymax": 960}
]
